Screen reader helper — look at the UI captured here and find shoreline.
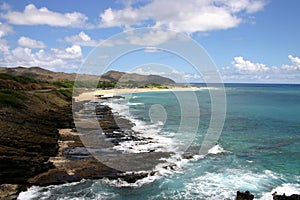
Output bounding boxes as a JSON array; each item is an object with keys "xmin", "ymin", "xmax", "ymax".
[
  {"xmin": 74, "ymin": 86, "xmax": 200, "ymax": 102},
  {"xmin": 14, "ymin": 87, "xmax": 300, "ymax": 199},
  {"xmin": 27, "ymin": 92, "xmax": 174, "ymax": 187}
]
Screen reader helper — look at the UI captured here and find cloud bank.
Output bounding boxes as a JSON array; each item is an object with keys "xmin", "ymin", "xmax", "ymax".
[
  {"xmin": 2, "ymin": 4, "xmax": 88, "ymax": 28},
  {"xmin": 100, "ymin": 0, "xmax": 266, "ymax": 33}
]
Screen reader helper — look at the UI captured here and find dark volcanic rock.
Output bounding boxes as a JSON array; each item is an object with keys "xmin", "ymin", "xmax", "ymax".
[
  {"xmin": 118, "ymin": 171, "xmax": 157, "ymax": 183},
  {"xmin": 0, "ymin": 90, "xmax": 73, "ymax": 185},
  {"xmin": 273, "ymin": 192, "xmax": 300, "ymax": 200},
  {"xmin": 28, "ymin": 158, "xmax": 121, "ymax": 186},
  {"xmin": 236, "ymin": 191, "xmax": 254, "ymax": 200}
]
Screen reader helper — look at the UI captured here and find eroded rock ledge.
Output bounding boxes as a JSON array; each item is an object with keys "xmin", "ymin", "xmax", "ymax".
[{"xmin": 236, "ymin": 191, "xmax": 300, "ymax": 200}]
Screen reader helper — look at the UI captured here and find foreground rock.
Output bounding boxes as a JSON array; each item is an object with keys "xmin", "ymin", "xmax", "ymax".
[
  {"xmin": 273, "ymin": 192, "xmax": 300, "ymax": 200},
  {"xmin": 27, "ymin": 128, "xmax": 121, "ymax": 186},
  {"xmin": 0, "ymin": 184, "xmax": 25, "ymax": 200},
  {"xmin": 0, "ymin": 83, "xmax": 74, "ymax": 199},
  {"xmin": 235, "ymin": 191, "xmax": 300, "ymax": 200},
  {"xmin": 236, "ymin": 191, "xmax": 254, "ymax": 200}
]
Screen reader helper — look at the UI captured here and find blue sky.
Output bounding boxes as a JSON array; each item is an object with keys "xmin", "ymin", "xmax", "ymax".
[{"xmin": 0, "ymin": 0, "xmax": 299, "ymax": 83}]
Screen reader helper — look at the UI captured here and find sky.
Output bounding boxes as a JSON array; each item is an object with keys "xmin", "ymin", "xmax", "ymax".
[{"xmin": 0, "ymin": 0, "xmax": 300, "ymax": 83}]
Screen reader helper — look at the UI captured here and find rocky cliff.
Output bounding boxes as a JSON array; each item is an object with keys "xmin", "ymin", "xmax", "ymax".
[{"xmin": 0, "ymin": 73, "xmax": 74, "ymax": 199}]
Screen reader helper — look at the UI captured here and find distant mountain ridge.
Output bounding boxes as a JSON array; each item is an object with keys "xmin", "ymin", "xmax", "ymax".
[
  {"xmin": 0, "ymin": 67, "xmax": 175, "ymax": 84},
  {"xmin": 0, "ymin": 67, "xmax": 98, "ymax": 81},
  {"xmin": 101, "ymin": 70, "xmax": 175, "ymax": 84}
]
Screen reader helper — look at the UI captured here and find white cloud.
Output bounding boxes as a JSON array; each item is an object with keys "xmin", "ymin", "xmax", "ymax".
[
  {"xmin": 50, "ymin": 45, "xmax": 82, "ymax": 60},
  {"xmin": 99, "ymin": 0, "xmax": 266, "ymax": 33},
  {"xmin": 18, "ymin": 36, "xmax": 46, "ymax": 48},
  {"xmin": 0, "ymin": 22, "xmax": 13, "ymax": 38},
  {"xmin": 282, "ymin": 55, "xmax": 300, "ymax": 71},
  {"xmin": 63, "ymin": 31, "xmax": 127, "ymax": 47},
  {"xmin": 126, "ymin": 29, "xmax": 177, "ymax": 45},
  {"xmin": 232, "ymin": 56, "xmax": 269, "ymax": 73},
  {"xmin": 221, "ymin": 55, "xmax": 300, "ymax": 83},
  {"xmin": 0, "ymin": 39, "xmax": 10, "ymax": 55},
  {"xmin": 132, "ymin": 67, "xmax": 202, "ymax": 83},
  {"xmin": 0, "ymin": 44, "xmax": 83, "ymax": 71},
  {"xmin": 2, "ymin": 4, "xmax": 88, "ymax": 28},
  {"xmin": 64, "ymin": 31, "xmax": 100, "ymax": 47},
  {"xmin": 288, "ymin": 55, "xmax": 300, "ymax": 66}
]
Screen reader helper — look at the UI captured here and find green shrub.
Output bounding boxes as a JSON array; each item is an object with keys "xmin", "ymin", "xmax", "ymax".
[
  {"xmin": 0, "ymin": 89, "xmax": 28, "ymax": 100},
  {"xmin": 97, "ymin": 81, "xmax": 116, "ymax": 89},
  {"xmin": 144, "ymin": 83, "xmax": 167, "ymax": 89},
  {"xmin": 52, "ymin": 80, "xmax": 74, "ymax": 88},
  {"xmin": 0, "ymin": 89, "xmax": 27, "ymax": 108},
  {"xmin": 57, "ymin": 89, "xmax": 73, "ymax": 99},
  {"xmin": 0, "ymin": 73, "xmax": 38, "ymax": 84}
]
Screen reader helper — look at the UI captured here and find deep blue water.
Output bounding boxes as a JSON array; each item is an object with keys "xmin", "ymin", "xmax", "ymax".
[{"xmin": 19, "ymin": 84, "xmax": 300, "ymax": 200}]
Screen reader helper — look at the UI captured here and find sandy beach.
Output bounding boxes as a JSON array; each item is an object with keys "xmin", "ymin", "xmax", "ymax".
[{"xmin": 74, "ymin": 86, "xmax": 199, "ymax": 102}]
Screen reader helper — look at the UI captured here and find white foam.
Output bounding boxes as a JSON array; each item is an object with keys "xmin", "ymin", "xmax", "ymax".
[
  {"xmin": 194, "ymin": 87, "xmax": 221, "ymax": 91},
  {"xmin": 101, "ymin": 153, "xmax": 193, "ymax": 188},
  {"xmin": 182, "ymin": 169, "xmax": 285, "ymax": 199},
  {"xmin": 208, "ymin": 144, "xmax": 228, "ymax": 155},
  {"xmin": 18, "ymin": 186, "xmax": 40, "ymax": 200},
  {"xmin": 127, "ymin": 102, "xmax": 144, "ymax": 106},
  {"xmin": 102, "ymin": 172, "xmax": 161, "ymax": 188},
  {"xmin": 18, "ymin": 181, "xmax": 86, "ymax": 200},
  {"xmin": 259, "ymin": 183, "xmax": 300, "ymax": 200},
  {"xmin": 102, "ymin": 99, "xmax": 178, "ymax": 154}
]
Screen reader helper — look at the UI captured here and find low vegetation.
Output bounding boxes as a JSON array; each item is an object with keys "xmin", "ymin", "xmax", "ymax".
[
  {"xmin": 0, "ymin": 73, "xmax": 39, "ymax": 84},
  {"xmin": 144, "ymin": 83, "xmax": 168, "ymax": 89},
  {"xmin": 0, "ymin": 89, "xmax": 28, "ymax": 108}
]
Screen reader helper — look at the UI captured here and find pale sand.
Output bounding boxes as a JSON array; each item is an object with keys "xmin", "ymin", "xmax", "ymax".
[
  {"xmin": 74, "ymin": 87, "xmax": 199, "ymax": 102},
  {"xmin": 49, "ymin": 129, "xmax": 76, "ymax": 168}
]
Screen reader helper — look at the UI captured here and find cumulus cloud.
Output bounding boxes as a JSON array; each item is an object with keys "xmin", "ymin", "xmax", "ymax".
[
  {"xmin": 232, "ymin": 56, "xmax": 269, "ymax": 73},
  {"xmin": 64, "ymin": 31, "xmax": 100, "ymax": 47},
  {"xmin": 132, "ymin": 67, "xmax": 202, "ymax": 83},
  {"xmin": 63, "ymin": 31, "xmax": 127, "ymax": 47},
  {"xmin": 0, "ymin": 44, "xmax": 83, "ymax": 71},
  {"xmin": 221, "ymin": 55, "xmax": 300, "ymax": 83},
  {"xmin": 126, "ymin": 29, "xmax": 177, "ymax": 45},
  {"xmin": 282, "ymin": 55, "xmax": 300, "ymax": 71},
  {"xmin": 2, "ymin": 4, "xmax": 88, "ymax": 27},
  {"xmin": 0, "ymin": 39, "xmax": 10, "ymax": 55},
  {"xmin": 99, "ymin": 0, "xmax": 266, "ymax": 33},
  {"xmin": 0, "ymin": 22, "xmax": 13, "ymax": 38},
  {"xmin": 18, "ymin": 36, "xmax": 46, "ymax": 48}
]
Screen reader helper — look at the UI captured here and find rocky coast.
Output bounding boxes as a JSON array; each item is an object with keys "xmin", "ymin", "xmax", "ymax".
[
  {"xmin": 0, "ymin": 87, "xmax": 172, "ymax": 199},
  {"xmin": 0, "ymin": 70, "xmax": 299, "ymax": 199}
]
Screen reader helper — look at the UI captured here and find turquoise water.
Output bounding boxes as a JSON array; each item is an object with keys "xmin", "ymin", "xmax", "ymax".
[{"xmin": 19, "ymin": 84, "xmax": 300, "ymax": 199}]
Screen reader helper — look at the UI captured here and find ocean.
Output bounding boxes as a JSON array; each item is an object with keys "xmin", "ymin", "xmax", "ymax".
[{"xmin": 19, "ymin": 84, "xmax": 300, "ymax": 199}]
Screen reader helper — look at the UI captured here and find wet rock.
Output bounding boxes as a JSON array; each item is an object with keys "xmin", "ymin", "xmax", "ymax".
[
  {"xmin": 273, "ymin": 192, "xmax": 300, "ymax": 200},
  {"xmin": 28, "ymin": 158, "xmax": 121, "ymax": 186},
  {"xmin": 0, "ymin": 184, "xmax": 25, "ymax": 200},
  {"xmin": 236, "ymin": 191, "xmax": 254, "ymax": 200},
  {"xmin": 162, "ymin": 163, "xmax": 177, "ymax": 170},
  {"xmin": 118, "ymin": 171, "xmax": 156, "ymax": 183},
  {"xmin": 182, "ymin": 152, "xmax": 194, "ymax": 159}
]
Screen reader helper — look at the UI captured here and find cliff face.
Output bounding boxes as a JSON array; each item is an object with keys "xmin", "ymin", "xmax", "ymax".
[{"xmin": 0, "ymin": 76, "xmax": 74, "ymax": 185}]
